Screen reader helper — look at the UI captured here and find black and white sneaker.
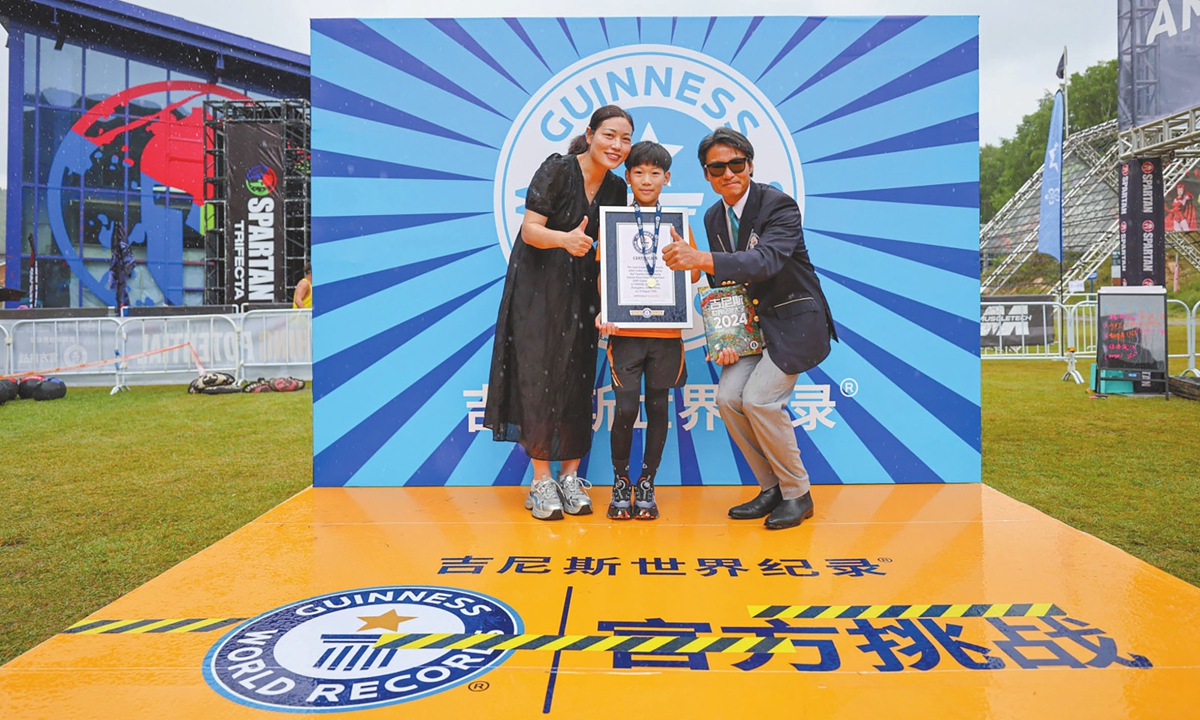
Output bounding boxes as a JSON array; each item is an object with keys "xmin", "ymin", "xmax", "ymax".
[
  {"xmin": 607, "ymin": 475, "xmax": 633, "ymax": 520},
  {"xmin": 634, "ymin": 477, "xmax": 659, "ymax": 520}
]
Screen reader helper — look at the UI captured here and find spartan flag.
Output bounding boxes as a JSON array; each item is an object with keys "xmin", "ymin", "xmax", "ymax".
[{"xmin": 1038, "ymin": 91, "xmax": 1065, "ymax": 262}]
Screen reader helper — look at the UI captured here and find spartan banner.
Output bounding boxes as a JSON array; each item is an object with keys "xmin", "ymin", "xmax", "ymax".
[
  {"xmin": 1118, "ymin": 158, "xmax": 1166, "ymax": 287},
  {"xmin": 225, "ymin": 122, "xmax": 286, "ymax": 304}
]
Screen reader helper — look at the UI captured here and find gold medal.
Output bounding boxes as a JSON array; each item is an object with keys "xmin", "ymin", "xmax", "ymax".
[{"xmin": 647, "ymin": 278, "xmax": 657, "ymax": 288}]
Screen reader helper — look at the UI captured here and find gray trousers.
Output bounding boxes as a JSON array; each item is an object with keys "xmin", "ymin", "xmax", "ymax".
[{"xmin": 716, "ymin": 350, "xmax": 811, "ymax": 499}]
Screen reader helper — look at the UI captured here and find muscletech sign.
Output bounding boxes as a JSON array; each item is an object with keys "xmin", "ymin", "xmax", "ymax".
[{"xmin": 204, "ymin": 586, "xmax": 522, "ymax": 712}]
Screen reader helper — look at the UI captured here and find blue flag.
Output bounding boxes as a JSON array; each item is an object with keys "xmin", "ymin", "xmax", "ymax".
[{"xmin": 1038, "ymin": 91, "xmax": 1064, "ymax": 261}]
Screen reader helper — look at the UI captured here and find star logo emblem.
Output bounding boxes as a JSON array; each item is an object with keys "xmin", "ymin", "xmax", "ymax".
[{"xmin": 357, "ymin": 609, "xmax": 416, "ymax": 632}]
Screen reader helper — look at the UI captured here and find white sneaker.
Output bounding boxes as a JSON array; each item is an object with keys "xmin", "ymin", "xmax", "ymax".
[
  {"xmin": 558, "ymin": 473, "xmax": 593, "ymax": 516},
  {"xmin": 525, "ymin": 477, "xmax": 564, "ymax": 521}
]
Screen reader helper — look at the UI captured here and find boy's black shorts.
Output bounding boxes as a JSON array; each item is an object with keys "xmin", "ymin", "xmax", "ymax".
[{"xmin": 607, "ymin": 335, "xmax": 687, "ymax": 391}]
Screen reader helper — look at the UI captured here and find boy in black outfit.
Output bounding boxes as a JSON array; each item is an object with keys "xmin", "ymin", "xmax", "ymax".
[{"xmin": 598, "ymin": 141, "xmax": 698, "ymax": 520}]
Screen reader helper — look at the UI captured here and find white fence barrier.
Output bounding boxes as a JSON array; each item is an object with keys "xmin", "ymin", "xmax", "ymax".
[
  {"xmin": 2, "ymin": 304, "xmax": 1196, "ymax": 383},
  {"xmin": 0, "ymin": 323, "xmax": 8, "ymax": 376},
  {"xmin": 1188, "ymin": 302, "xmax": 1200, "ymax": 379},
  {"xmin": 241, "ymin": 310, "xmax": 313, "ymax": 380},
  {"xmin": 6, "ymin": 318, "xmax": 122, "ymax": 378},
  {"xmin": 981, "ymin": 300, "xmax": 1200, "ymax": 380},
  {"xmin": 118, "ymin": 315, "xmax": 241, "ymax": 385},
  {"xmin": 1, "ymin": 310, "xmax": 312, "ymax": 386}
]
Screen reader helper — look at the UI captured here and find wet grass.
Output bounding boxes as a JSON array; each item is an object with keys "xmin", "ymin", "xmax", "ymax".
[
  {"xmin": 982, "ymin": 361, "xmax": 1200, "ymax": 587},
  {"xmin": 0, "ymin": 385, "xmax": 311, "ymax": 666},
  {"xmin": 0, "ymin": 364, "xmax": 1197, "ymax": 666}
]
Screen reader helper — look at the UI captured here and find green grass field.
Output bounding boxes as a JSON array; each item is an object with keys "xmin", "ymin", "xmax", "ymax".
[
  {"xmin": 0, "ymin": 386, "xmax": 312, "ymax": 665},
  {"xmin": 1, "ymin": 366, "xmax": 1198, "ymax": 666}
]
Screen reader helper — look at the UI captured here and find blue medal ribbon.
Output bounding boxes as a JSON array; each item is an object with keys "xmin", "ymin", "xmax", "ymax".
[{"xmin": 633, "ymin": 202, "xmax": 662, "ymax": 278}]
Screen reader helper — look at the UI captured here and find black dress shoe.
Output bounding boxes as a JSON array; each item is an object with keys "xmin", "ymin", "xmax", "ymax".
[
  {"xmin": 764, "ymin": 492, "xmax": 815, "ymax": 530},
  {"xmin": 728, "ymin": 486, "xmax": 782, "ymax": 519}
]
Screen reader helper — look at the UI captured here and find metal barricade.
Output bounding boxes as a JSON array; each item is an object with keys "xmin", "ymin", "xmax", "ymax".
[
  {"xmin": 6, "ymin": 318, "xmax": 122, "ymax": 379},
  {"xmin": 0, "ymin": 323, "xmax": 8, "ymax": 376},
  {"xmin": 119, "ymin": 315, "xmax": 240, "ymax": 383},
  {"xmin": 240, "ymin": 309, "xmax": 312, "ymax": 380},
  {"xmin": 1167, "ymin": 299, "xmax": 1192, "ymax": 375},
  {"xmin": 1069, "ymin": 301, "xmax": 1098, "ymax": 356},
  {"xmin": 980, "ymin": 301, "xmax": 1066, "ymax": 360},
  {"xmin": 1187, "ymin": 301, "xmax": 1200, "ymax": 378}
]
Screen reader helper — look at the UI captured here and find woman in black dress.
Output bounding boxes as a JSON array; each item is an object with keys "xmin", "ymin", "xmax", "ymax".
[{"xmin": 484, "ymin": 105, "xmax": 634, "ymax": 521}]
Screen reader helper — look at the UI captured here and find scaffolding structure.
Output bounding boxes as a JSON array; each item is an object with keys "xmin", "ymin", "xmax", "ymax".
[
  {"xmin": 981, "ymin": 119, "xmax": 1200, "ymax": 297},
  {"xmin": 203, "ymin": 99, "xmax": 311, "ymax": 306}
]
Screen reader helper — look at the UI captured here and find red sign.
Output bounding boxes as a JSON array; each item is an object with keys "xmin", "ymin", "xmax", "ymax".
[
  {"xmin": 1142, "ymin": 162, "xmax": 1155, "ymax": 174},
  {"xmin": 1143, "ymin": 220, "xmax": 1155, "ymax": 232}
]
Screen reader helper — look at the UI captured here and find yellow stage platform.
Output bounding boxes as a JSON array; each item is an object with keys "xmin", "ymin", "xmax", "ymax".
[{"xmin": 2, "ymin": 484, "xmax": 1198, "ymax": 718}]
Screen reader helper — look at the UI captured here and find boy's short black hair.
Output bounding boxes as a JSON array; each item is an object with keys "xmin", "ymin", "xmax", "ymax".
[{"xmin": 625, "ymin": 141, "xmax": 672, "ymax": 172}]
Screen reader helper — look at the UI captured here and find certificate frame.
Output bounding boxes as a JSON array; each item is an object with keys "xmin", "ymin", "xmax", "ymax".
[{"xmin": 598, "ymin": 206, "xmax": 694, "ymax": 329}]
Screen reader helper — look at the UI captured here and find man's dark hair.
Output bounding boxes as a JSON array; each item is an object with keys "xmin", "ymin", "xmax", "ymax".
[
  {"xmin": 625, "ymin": 141, "xmax": 672, "ymax": 172},
  {"xmin": 697, "ymin": 127, "xmax": 755, "ymax": 166},
  {"xmin": 304, "ymin": 263, "xmax": 312, "ymax": 276}
]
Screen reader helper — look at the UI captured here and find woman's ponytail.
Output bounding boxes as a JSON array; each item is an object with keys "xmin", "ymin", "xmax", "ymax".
[
  {"xmin": 567, "ymin": 134, "xmax": 590, "ymax": 154},
  {"xmin": 566, "ymin": 105, "xmax": 634, "ymax": 155}
]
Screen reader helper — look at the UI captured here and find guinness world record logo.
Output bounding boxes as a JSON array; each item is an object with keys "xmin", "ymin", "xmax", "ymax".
[
  {"xmin": 494, "ymin": 45, "xmax": 805, "ymax": 260},
  {"xmin": 203, "ymin": 585, "xmax": 522, "ymax": 712}
]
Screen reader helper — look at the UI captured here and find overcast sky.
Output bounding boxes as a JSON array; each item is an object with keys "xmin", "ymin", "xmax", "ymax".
[{"xmin": 0, "ymin": 0, "xmax": 1115, "ymax": 172}]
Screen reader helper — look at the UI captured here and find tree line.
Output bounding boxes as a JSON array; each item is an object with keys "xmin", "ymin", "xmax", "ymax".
[{"xmin": 980, "ymin": 59, "xmax": 1118, "ymax": 223}]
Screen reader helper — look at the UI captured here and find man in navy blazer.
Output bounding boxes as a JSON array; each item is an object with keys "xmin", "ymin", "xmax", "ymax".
[{"xmin": 663, "ymin": 127, "xmax": 836, "ymax": 529}]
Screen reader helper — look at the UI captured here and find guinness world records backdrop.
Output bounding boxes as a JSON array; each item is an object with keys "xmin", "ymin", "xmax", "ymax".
[{"xmin": 310, "ymin": 16, "xmax": 981, "ymax": 487}]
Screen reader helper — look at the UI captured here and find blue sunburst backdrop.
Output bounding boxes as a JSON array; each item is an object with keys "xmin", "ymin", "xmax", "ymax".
[{"xmin": 310, "ymin": 16, "xmax": 981, "ymax": 488}]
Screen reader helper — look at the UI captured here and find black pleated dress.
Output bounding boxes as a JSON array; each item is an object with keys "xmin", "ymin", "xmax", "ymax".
[{"xmin": 484, "ymin": 153, "xmax": 628, "ymax": 461}]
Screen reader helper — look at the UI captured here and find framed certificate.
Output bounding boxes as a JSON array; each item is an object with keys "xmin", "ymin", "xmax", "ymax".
[{"xmin": 598, "ymin": 206, "xmax": 694, "ymax": 329}]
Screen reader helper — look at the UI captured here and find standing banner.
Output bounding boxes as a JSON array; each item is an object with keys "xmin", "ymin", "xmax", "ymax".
[
  {"xmin": 1118, "ymin": 158, "xmax": 1167, "ymax": 287},
  {"xmin": 225, "ymin": 122, "xmax": 286, "ymax": 304},
  {"xmin": 1038, "ymin": 91, "xmax": 1064, "ymax": 261},
  {"xmin": 310, "ymin": 16, "xmax": 982, "ymax": 487}
]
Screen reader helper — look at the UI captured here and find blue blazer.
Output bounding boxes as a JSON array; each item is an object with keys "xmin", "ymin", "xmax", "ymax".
[{"xmin": 705, "ymin": 181, "xmax": 837, "ymax": 375}]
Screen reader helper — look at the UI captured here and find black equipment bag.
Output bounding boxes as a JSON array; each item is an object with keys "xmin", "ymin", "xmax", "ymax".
[
  {"xmin": 31, "ymin": 377, "xmax": 67, "ymax": 401},
  {"xmin": 18, "ymin": 376, "xmax": 45, "ymax": 399}
]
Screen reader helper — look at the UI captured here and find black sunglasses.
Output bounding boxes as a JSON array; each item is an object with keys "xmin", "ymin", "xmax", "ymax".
[{"xmin": 704, "ymin": 157, "xmax": 749, "ymax": 176}]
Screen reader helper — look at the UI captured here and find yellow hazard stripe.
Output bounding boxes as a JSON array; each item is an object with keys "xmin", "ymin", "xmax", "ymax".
[
  {"xmin": 748, "ymin": 604, "xmax": 1066, "ymax": 619},
  {"xmin": 442, "ymin": 633, "xmax": 497, "ymax": 650},
  {"xmin": 61, "ymin": 622, "xmax": 793, "ymax": 655},
  {"xmin": 62, "ymin": 618, "xmax": 247, "ymax": 635},
  {"xmin": 373, "ymin": 632, "xmax": 796, "ymax": 654},
  {"xmin": 123, "ymin": 619, "xmax": 193, "ymax": 634},
  {"xmin": 73, "ymin": 619, "xmax": 144, "ymax": 635}
]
